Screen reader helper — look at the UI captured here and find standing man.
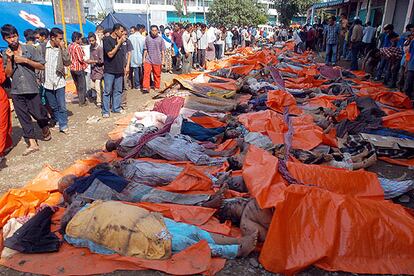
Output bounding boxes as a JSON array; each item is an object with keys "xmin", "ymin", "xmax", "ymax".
[
  {"xmin": 197, "ymin": 24, "xmax": 208, "ymax": 69},
  {"xmin": 375, "ymin": 24, "xmax": 395, "ymax": 81},
  {"xmin": 339, "ymin": 13, "xmax": 348, "ymax": 59},
  {"xmin": 95, "ymin": 25, "xmax": 105, "ymax": 47},
  {"xmin": 102, "ymin": 23, "xmax": 126, "ymax": 118},
  {"xmin": 404, "ymin": 34, "xmax": 414, "ymax": 100},
  {"xmin": 88, "ymin": 33, "xmax": 104, "ymax": 108},
  {"xmin": 182, "ymin": 24, "xmax": 194, "ymax": 74},
  {"xmin": 143, "ymin": 25, "xmax": 165, "ymax": 93},
  {"xmin": 34, "ymin": 27, "xmax": 49, "ymax": 57},
  {"xmin": 324, "ymin": 16, "xmax": 340, "ymax": 66},
  {"xmin": 68, "ymin": 32, "xmax": 88, "ymax": 106},
  {"xmin": 43, "ymin": 27, "xmax": 71, "ymax": 134},
  {"xmin": 129, "ymin": 24, "xmax": 146, "ymax": 90},
  {"xmin": 350, "ymin": 19, "xmax": 363, "ymax": 71},
  {"xmin": 1, "ymin": 24, "xmax": 51, "ymax": 156},
  {"xmin": 362, "ymin": 21, "xmax": 376, "ymax": 54},
  {"xmin": 171, "ymin": 24, "xmax": 183, "ymax": 71},
  {"xmin": 121, "ymin": 29, "xmax": 133, "ymax": 109}
]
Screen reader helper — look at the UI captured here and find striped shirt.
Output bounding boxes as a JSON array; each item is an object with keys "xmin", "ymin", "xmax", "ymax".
[
  {"xmin": 144, "ymin": 35, "xmax": 165, "ymax": 65},
  {"xmin": 44, "ymin": 41, "xmax": 65, "ymax": 90},
  {"xmin": 68, "ymin": 43, "xmax": 87, "ymax": 71}
]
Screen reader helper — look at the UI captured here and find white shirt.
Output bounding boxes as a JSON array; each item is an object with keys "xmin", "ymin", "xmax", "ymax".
[
  {"xmin": 44, "ymin": 41, "xmax": 65, "ymax": 90},
  {"xmin": 293, "ymin": 31, "xmax": 302, "ymax": 45},
  {"xmin": 214, "ymin": 29, "xmax": 224, "ymax": 45},
  {"xmin": 207, "ymin": 27, "xmax": 216, "ymax": 43},
  {"xmin": 182, "ymin": 30, "xmax": 195, "ymax": 53},
  {"xmin": 197, "ymin": 29, "xmax": 208, "ymax": 50},
  {"xmin": 362, "ymin": 26, "xmax": 376, "ymax": 43}
]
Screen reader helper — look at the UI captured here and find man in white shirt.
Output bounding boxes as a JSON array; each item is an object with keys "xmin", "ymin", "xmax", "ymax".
[
  {"xmin": 197, "ymin": 24, "xmax": 208, "ymax": 69},
  {"xmin": 214, "ymin": 26, "xmax": 225, "ymax": 59},
  {"xmin": 362, "ymin": 21, "xmax": 376, "ymax": 54},
  {"xmin": 182, "ymin": 24, "xmax": 194, "ymax": 74},
  {"xmin": 43, "ymin": 27, "xmax": 71, "ymax": 133},
  {"xmin": 129, "ymin": 24, "xmax": 146, "ymax": 89}
]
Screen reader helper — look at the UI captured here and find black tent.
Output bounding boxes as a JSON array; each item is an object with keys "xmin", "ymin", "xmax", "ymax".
[{"xmin": 99, "ymin": 12, "xmax": 148, "ymax": 31}]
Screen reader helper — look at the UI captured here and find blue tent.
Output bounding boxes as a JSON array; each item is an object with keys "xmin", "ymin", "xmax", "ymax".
[
  {"xmin": 99, "ymin": 12, "xmax": 148, "ymax": 31},
  {"xmin": 0, "ymin": 2, "xmax": 95, "ymax": 49}
]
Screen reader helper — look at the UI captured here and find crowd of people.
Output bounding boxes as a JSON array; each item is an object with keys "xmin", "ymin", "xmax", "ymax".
[
  {"xmin": 0, "ymin": 16, "xmax": 413, "ymax": 161},
  {"xmin": 289, "ymin": 14, "xmax": 414, "ymax": 100}
]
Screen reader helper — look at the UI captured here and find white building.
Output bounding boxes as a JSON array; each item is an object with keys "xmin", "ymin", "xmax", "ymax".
[{"xmin": 110, "ymin": 0, "xmax": 278, "ymax": 26}]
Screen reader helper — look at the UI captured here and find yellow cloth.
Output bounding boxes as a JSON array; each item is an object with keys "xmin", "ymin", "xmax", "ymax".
[{"xmin": 66, "ymin": 201, "xmax": 171, "ymax": 259}]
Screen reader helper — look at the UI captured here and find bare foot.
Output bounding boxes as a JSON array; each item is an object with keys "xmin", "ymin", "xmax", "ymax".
[
  {"xmin": 237, "ymin": 230, "xmax": 258, "ymax": 257},
  {"xmin": 202, "ymin": 183, "xmax": 228, "ymax": 208}
]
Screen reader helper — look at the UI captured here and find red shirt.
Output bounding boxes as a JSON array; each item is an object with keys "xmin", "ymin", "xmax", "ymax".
[{"xmin": 68, "ymin": 43, "xmax": 87, "ymax": 71}]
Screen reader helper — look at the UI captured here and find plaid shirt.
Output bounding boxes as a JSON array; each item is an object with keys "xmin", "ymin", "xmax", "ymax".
[
  {"xmin": 68, "ymin": 43, "xmax": 87, "ymax": 71},
  {"xmin": 324, "ymin": 23, "xmax": 340, "ymax": 44},
  {"xmin": 380, "ymin": 46, "xmax": 402, "ymax": 61}
]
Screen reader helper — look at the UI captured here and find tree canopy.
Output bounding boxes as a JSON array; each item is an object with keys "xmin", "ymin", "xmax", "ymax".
[
  {"xmin": 207, "ymin": 0, "xmax": 268, "ymax": 27},
  {"xmin": 273, "ymin": 0, "xmax": 317, "ymax": 26}
]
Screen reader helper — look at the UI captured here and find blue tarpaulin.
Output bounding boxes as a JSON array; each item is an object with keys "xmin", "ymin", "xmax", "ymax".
[
  {"xmin": 0, "ymin": 2, "xmax": 95, "ymax": 49},
  {"xmin": 99, "ymin": 12, "xmax": 148, "ymax": 31},
  {"xmin": 312, "ymin": 0, "xmax": 347, "ymax": 9}
]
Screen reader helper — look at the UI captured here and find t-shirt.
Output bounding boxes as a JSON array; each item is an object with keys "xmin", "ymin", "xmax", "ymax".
[
  {"xmin": 103, "ymin": 36, "xmax": 125, "ymax": 74},
  {"xmin": 171, "ymin": 30, "xmax": 183, "ymax": 48},
  {"xmin": 408, "ymin": 40, "xmax": 414, "ymax": 71},
  {"xmin": 144, "ymin": 35, "xmax": 165, "ymax": 65}
]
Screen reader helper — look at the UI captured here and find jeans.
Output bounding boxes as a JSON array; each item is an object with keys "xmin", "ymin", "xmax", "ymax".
[
  {"xmin": 70, "ymin": 70, "xmax": 87, "ymax": 105},
  {"xmin": 351, "ymin": 42, "xmax": 361, "ymax": 71},
  {"xmin": 375, "ymin": 57, "xmax": 389, "ymax": 79},
  {"xmin": 44, "ymin": 87, "xmax": 68, "ymax": 130},
  {"xmin": 197, "ymin": 49, "xmax": 206, "ymax": 67},
  {"xmin": 325, "ymin": 43, "xmax": 338, "ymax": 64},
  {"xmin": 131, "ymin": 66, "xmax": 142, "ymax": 89},
  {"xmin": 102, "ymin": 73, "xmax": 123, "ymax": 115}
]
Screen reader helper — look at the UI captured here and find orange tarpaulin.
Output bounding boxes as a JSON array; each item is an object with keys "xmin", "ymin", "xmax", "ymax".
[
  {"xmin": 382, "ymin": 109, "xmax": 414, "ymax": 133},
  {"xmin": 336, "ymin": 101, "xmax": 359, "ymax": 121},
  {"xmin": 379, "ymin": 157, "xmax": 414, "ymax": 167},
  {"xmin": 359, "ymin": 89, "xmax": 413, "ymax": 109},
  {"xmin": 242, "ymin": 146, "xmax": 383, "ymax": 209},
  {"xmin": 160, "ymin": 164, "xmax": 213, "ymax": 192},
  {"xmin": 266, "ymin": 89, "xmax": 303, "ymax": 115},
  {"xmin": 238, "ymin": 110, "xmax": 323, "ymax": 150},
  {"xmin": 190, "ymin": 116, "xmax": 226, "ymax": 128},
  {"xmin": 260, "ymin": 184, "xmax": 414, "ymax": 275}
]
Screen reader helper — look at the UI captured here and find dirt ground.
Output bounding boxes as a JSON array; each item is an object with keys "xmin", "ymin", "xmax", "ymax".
[{"xmin": 0, "ymin": 71, "xmax": 413, "ymax": 276}]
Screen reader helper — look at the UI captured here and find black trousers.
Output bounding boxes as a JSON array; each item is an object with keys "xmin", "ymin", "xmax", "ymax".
[
  {"xmin": 197, "ymin": 49, "xmax": 206, "ymax": 67},
  {"xmin": 404, "ymin": 70, "xmax": 414, "ymax": 100},
  {"xmin": 11, "ymin": 93, "xmax": 49, "ymax": 139},
  {"xmin": 71, "ymin": 70, "xmax": 87, "ymax": 105}
]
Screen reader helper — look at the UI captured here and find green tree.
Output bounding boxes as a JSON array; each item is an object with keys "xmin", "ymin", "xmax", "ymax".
[
  {"xmin": 207, "ymin": 0, "xmax": 268, "ymax": 27},
  {"xmin": 174, "ymin": 0, "xmax": 184, "ymax": 21},
  {"xmin": 274, "ymin": 0, "xmax": 318, "ymax": 26}
]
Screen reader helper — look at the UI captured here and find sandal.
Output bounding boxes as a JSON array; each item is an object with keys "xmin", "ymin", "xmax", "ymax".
[
  {"xmin": 42, "ymin": 127, "xmax": 52, "ymax": 141},
  {"xmin": 22, "ymin": 147, "xmax": 39, "ymax": 156}
]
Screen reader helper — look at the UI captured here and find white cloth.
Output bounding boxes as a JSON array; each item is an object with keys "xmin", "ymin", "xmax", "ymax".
[
  {"xmin": 44, "ymin": 41, "xmax": 66, "ymax": 90},
  {"xmin": 214, "ymin": 29, "xmax": 224, "ymax": 45},
  {"xmin": 182, "ymin": 31, "xmax": 195, "ymax": 53},
  {"xmin": 82, "ymin": 44, "xmax": 91, "ymax": 73}
]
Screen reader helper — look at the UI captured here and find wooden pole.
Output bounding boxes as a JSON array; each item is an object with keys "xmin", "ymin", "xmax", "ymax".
[
  {"xmin": 59, "ymin": 0, "xmax": 67, "ymax": 44},
  {"xmin": 75, "ymin": 0, "xmax": 83, "ymax": 35}
]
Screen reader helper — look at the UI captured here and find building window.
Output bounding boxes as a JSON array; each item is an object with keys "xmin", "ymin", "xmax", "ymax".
[
  {"xmin": 115, "ymin": 0, "xmax": 124, "ymax": 3},
  {"xmin": 166, "ymin": 0, "xmax": 174, "ymax": 4},
  {"xmin": 84, "ymin": 7, "xmax": 89, "ymax": 14},
  {"xmin": 150, "ymin": 0, "xmax": 165, "ymax": 4}
]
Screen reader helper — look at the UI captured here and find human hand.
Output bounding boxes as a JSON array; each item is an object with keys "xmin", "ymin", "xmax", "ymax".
[
  {"xmin": 59, "ymin": 40, "xmax": 66, "ymax": 49},
  {"xmin": 117, "ymin": 36, "xmax": 126, "ymax": 45},
  {"xmin": 5, "ymin": 49, "xmax": 13, "ymax": 59},
  {"xmin": 124, "ymin": 66, "xmax": 130, "ymax": 76},
  {"xmin": 14, "ymin": 55, "xmax": 27, "ymax": 64}
]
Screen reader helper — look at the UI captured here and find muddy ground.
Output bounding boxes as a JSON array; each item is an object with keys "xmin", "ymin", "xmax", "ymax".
[{"xmin": 0, "ymin": 71, "xmax": 412, "ymax": 276}]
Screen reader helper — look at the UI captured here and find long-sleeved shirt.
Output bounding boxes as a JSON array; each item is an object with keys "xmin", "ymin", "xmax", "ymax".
[
  {"xmin": 362, "ymin": 26, "xmax": 376, "ymax": 43},
  {"xmin": 68, "ymin": 43, "xmax": 87, "ymax": 71},
  {"xmin": 351, "ymin": 24, "xmax": 363, "ymax": 43},
  {"xmin": 324, "ymin": 23, "xmax": 340, "ymax": 45},
  {"xmin": 197, "ymin": 30, "xmax": 208, "ymax": 50},
  {"xmin": 182, "ymin": 31, "xmax": 194, "ymax": 53},
  {"xmin": 129, "ymin": 32, "xmax": 146, "ymax": 67}
]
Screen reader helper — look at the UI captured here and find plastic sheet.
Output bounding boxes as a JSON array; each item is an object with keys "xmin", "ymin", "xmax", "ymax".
[{"xmin": 260, "ymin": 184, "xmax": 414, "ymax": 275}]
